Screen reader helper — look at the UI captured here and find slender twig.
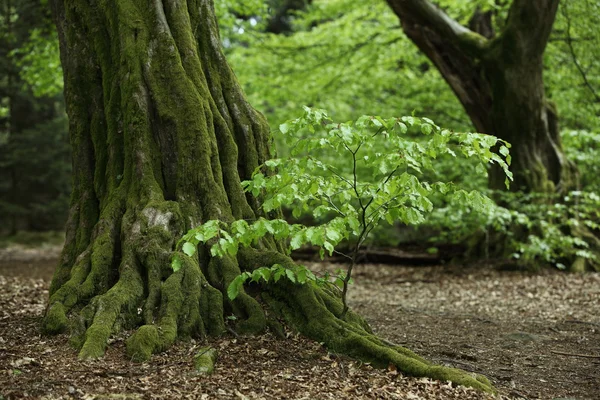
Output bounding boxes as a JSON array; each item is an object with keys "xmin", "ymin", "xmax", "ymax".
[
  {"xmin": 550, "ymin": 350, "xmax": 600, "ymax": 359},
  {"xmin": 561, "ymin": 5, "xmax": 600, "ymax": 102},
  {"xmin": 325, "ymin": 195, "xmax": 347, "ymax": 218},
  {"xmin": 324, "ymin": 164, "xmax": 353, "ymax": 187}
]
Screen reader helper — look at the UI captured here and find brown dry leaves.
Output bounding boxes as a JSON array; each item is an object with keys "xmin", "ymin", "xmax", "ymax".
[
  {"xmin": 2, "ymin": 260, "xmax": 599, "ymax": 399},
  {"xmin": 0, "ymin": 274, "xmax": 506, "ymax": 399}
]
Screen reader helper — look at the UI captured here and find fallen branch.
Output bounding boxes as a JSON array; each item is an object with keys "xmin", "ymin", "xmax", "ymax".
[
  {"xmin": 550, "ymin": 350, "xmax": 600, "ymax": 359},
  {"xmin": 563, "ymin": 320, "xmax": 600, "ymax": 327}
]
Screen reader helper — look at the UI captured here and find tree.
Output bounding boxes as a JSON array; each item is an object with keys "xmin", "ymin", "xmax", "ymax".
[
  {"xmin": 43, "ymin": 0, "xmax": 493, "ymax": 391},
  {"xmin": 384, "ymin": 0, "xmax": 575, "ymax": 194},
  {"xmin": 265, "ymin": 0, "xmax": 313, "ymax": 34},
  {"xmin": 0, "ymin": 0, "xmax": 70, "ymax": 233}
]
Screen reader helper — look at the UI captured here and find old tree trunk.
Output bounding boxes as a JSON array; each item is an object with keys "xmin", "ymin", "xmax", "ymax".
[
  {"xmin": 44, "ymin": 0, "xmax": 493, "ymax": 392},
  {"xmin": 386, "ymin": 0, "xmax": 574, "ymax": 193},
  {"xmin": 386, "ymin": 0, "xmax": 600, "ymax": 270}
]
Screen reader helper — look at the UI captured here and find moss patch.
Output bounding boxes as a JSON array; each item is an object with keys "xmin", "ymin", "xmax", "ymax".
[{"xmin": 193, "ymin": 347, "xmax": 218, "ymax": 375}]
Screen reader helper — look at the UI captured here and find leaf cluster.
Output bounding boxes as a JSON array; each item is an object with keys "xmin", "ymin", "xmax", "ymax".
[{"xmin": 173, "ymin": 108, "xmax": 512, "ymax": 301}]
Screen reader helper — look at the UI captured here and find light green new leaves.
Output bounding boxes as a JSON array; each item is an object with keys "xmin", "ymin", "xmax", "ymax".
[
  {"xmin": 10, "ymin": 28, "xmax": 63, "ymax": 97},
  {"xmin": 254, "ymin": 108, "xmax": 512, "ymax": 234},
  {"xmin": 173, "ymin": 108, "xmax": 512, "ymax": 302},
  {"xmin": 226, "ymin": 264, "xmax": 320, "ymax": 300}
]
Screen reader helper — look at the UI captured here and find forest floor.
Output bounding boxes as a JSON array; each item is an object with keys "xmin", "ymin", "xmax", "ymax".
[{"xmin": 0, "ymin": 244, "xmax": 598, "ymax": 400}]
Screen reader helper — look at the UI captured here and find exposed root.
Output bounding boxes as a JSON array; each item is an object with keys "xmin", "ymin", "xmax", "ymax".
[
  {"xmin": 45, "ymin": 234, "xmax": 495, "ymax": 392},
  {"xmin": 238, "ymin": 247, "xmax": 495, "ymax": 392},
  {"xmin": 78, "ymin": 266, "xmax": 144, "ymax": 359},
  {"xmin": 126, "ymin": 253, "xmax": 227, "ymax": 362},
  {"xmin": 264, "ymin": 281, "xmax": 495, "ymax": 393}
]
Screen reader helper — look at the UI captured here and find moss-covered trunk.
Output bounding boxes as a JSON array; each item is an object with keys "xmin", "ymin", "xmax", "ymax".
[
  {"xmin": 44, "ymin": 0, "xmax": 494, "ymax": 391},
  {"xmin": 46, "ymin": 0, "xmax": 272, "ymax": 356},
  {"xmin": 481, "ymin": 19, "xmax": 575, "ymax": 194}
]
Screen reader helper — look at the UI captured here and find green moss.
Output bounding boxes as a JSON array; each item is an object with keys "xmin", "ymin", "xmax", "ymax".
[
  {"xmin": 570, "ymin": 257, "xmax": 587, "ymax": 273},
  {"xmin": 127, "ymin": 325, "xmax": 160, "ymax": 362},
  {"xmin": 199, "ymin": 283, "xmax": 226, "ymax": 336},
  {"xmin": 233, "ymin": 292, "xmax": 266, "ymax": 335},
  {"xmin": 78, "ymin": 266, "xmax": 145, "ymax": 359},
  {"xmin": 42, "ymin": 303, "xmax": 69, "ymax": 334},
  {"xmin": 266, "ymin": 315, "xmax": 286, "ymax": 339},
  {"xmin": 264, "ymin": 279, "xmax": 496, "ymax": 393},
  {"xmin": 193, "ymin": 347, "xmax": 218, "ymax": 375},
  {"xmin": 458, "ymin": 31, "xmax": 488, "ymax": 56}
]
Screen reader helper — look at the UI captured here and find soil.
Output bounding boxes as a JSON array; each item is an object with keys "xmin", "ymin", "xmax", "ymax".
[{"xmin": 0, "ymin": 246, "xmax": 598, "ymax": 399}]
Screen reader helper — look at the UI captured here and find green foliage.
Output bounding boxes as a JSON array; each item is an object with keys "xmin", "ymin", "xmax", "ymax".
[
  {"xmin": 10, "ymin": 28, "xmax": 63, "ymax": 97},
  {"xmin": 562, "ymin": 129, "xmax": 600, "ymax": 191},
  {"xmin": 546, "ymin": 0, "xmax": 600, "ymax": 132},
  {"xmin": 227, "ymin": 0, "xmax": 468, "ymax": 132},
  {"xmin": 174, "ymin": 108, "xmax": 511, "ymax": 310},
  {"xmin": 0, "ymin": 0, "xmax": 71, "ymax": 233},
  {"xmin": 423, "ymin": 189, "xmax": 599, "ymax": 270},
  {"xmin": 227, "ymin": 264, "xmax": 325, "ymax": 301},
  {"xmin": 507, "ymin": 191, "xmax": 599, "ymax": 269}
]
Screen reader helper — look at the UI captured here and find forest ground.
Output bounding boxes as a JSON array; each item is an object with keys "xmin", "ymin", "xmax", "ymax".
[{"xmin": 0, "ymin": 244, "xmax": 598, "ymax": 400}]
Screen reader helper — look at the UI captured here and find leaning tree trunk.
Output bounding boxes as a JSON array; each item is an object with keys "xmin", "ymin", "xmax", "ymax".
[
  {"xmin": 385, "ymin": 0, "xmax": 600, "ymax": 271},
  {"xmin": 386, "ymin": 0, "xmax": 576, "ymax": 194},
  {"xmin": 43, "ymin": 0, "xmax": 493, "ymax": 392}
]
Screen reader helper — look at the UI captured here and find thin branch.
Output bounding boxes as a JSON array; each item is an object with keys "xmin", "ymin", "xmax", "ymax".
[
  {"xmin": 325, "ymin": 194, "xmax": 347, "ymax": 218},
  {"xmin": 560, "ymin": 5, "xmax": 600, "ymax": 103},
  {"xmin": 386, "ymin": 0, "xmax": 488, "ymax": 58},
  {"xmin": 333, "ymin": 249, "xmax": 353, "ymax": 261},
  {"xmin": 324, "ymin": 163, "xmax": 353, "ymax": 188},
  {"xmin": 550, "ymin": 350, "xmax": 600, "ymax": 359}
]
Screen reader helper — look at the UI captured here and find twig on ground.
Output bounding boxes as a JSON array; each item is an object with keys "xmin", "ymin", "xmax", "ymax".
[
  {"xmin": 564, "ymin": 320, "xmax": 600, "ymax": 327},
  {"xmin": 550, "ymin": 350, "xmax": 600, "ymax": 359},
  {"xmin": 509, "ymin": 389, "xmax": 531, "ymax": 399},
  {"xmin": 226, "ymin": 326, "xmax": 240, "ymax": 338}
]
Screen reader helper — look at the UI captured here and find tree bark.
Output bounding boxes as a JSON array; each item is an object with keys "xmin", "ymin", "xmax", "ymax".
[
  {"xmin": 266, "ymin": 0, "xmax": 313, "ymax": 34},
  {"xmin": 386, "ymin": 0, "xmax": 576, "ymax": 194},
  {"xmin": 43, "ymin": 0, "xmax": 494, "ymax": 391}
]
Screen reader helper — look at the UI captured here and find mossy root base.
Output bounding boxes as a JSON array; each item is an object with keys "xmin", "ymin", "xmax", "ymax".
[{"xmin": 44, "ymin": 237, "xmax": 495, "ymax": 393}]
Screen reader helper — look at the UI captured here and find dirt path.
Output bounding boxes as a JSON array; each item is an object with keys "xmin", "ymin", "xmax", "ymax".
[
  {"xmin": 0, "ymin": 250, "xmax": 598, "ymax": 399},
  {"xmin": 345, "ymin": 263, "xmax": 600, "ymax": 400}
]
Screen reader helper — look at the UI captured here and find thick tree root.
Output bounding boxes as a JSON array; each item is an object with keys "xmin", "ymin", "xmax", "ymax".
[
  {"xmin": 240, "ymin": 248, "xmax": 496, "ymax": 393},
  {"xmin": 263, "ymin": 283, "xmax": 494, "ymax": 393},
  {"xmin": 44, "ymin": 234, "xmax": 495, "ymax": 393}
]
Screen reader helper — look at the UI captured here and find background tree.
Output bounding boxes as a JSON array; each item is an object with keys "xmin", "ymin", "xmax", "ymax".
[
  {"xmin": 0, "ymin": 0, "xmax": 70, "ymax": 234},
  {"xmin": 43, "ymin": 0, "xmax": 493, "ymax": 391},
  {"xmin": 219, "ymin": 0, "xmax": 600, "ymax": 270},
  {"xmin": 385, "ymin": 0, "xmax": 573, "ymax": 194}
]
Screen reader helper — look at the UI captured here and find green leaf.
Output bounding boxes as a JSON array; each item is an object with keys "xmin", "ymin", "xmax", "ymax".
[
  {"xmin": 280, "ymin": 122, "xmax": 291, "ymax": 134},
  {"xmin": 325, "ymin": 227, "xmax": 342, "ymax": 242},
  {"xmin": 285, "ymin": 268, "xmax": 297, "ymax": 283},
  {"xmin": 273, "ymin": 265, "xmax": 286, "ymax": 282},
  {"xmin": 296, "ymin": 267, "xmax": 308, "ymax": 283},
  {"xmin": 290, "ymin": 231, "xmax": 305, "ymax": 250},
  {"xmin": 258, "ymin": 268, "xmax": 272, "ymax": 282},
  {"xmin": 182, "ymin": 242, "xmax": 197, "ymax": 257},
  {"xmin": 171, "ymin": 256, "xmax": 183, "ymax": 272},
  {"xmin": 251, "ymin": 269, "xmax": 264, "ymax": 283},
  {"xmin": 227, "ymin": 275, "xmax": 246, "ymax": 300}
]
